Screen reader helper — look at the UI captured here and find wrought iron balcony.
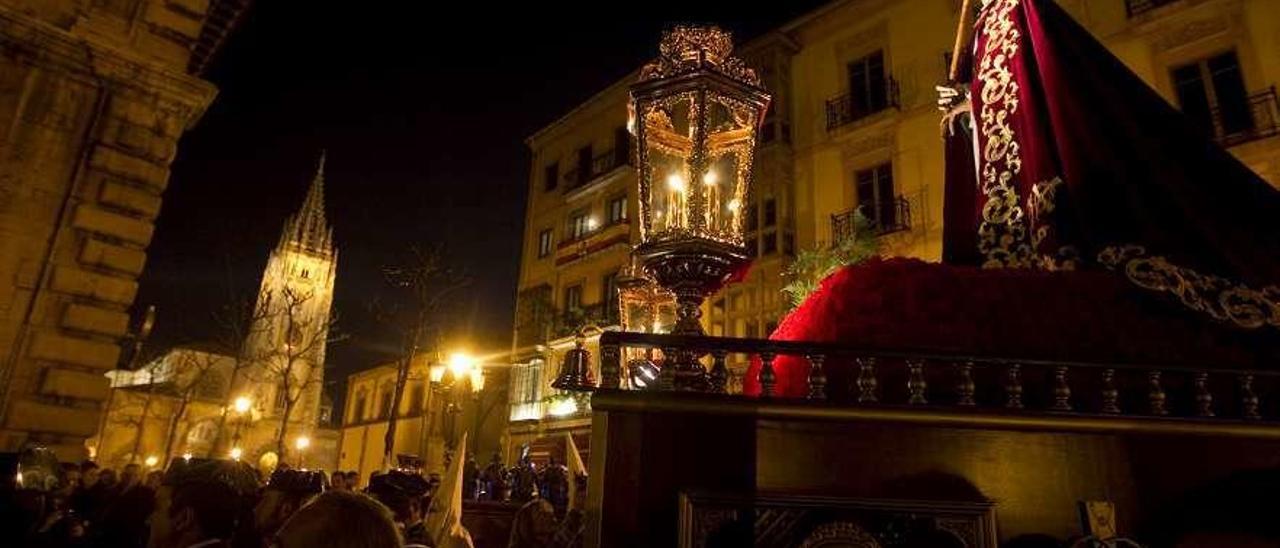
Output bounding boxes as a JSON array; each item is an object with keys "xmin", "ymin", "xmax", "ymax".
[
  {"xmin": 1124, "ymin": 0, "xmax": 1180, "ymax": 17},
  {"xmin": 553, "ymin": 303, "xmax": 617, "ymax": 339},
  {"xmin": 1210, "ymin": 86, "xmax": 1280, "ymax": 148},
  {"xmin": 595, "ymin": 330, "xmax": 1280, "ymax": 434},
  {"xmin": 831, "ymin": 196, "xmax": 911, "ymax": 242},
  {"xmin": 563, "ymin": 149, "xmax": 631, "ymax": 192},
  {"xmin": 825, "ymin": 77, "xmax": 900, "ymax": 131}
]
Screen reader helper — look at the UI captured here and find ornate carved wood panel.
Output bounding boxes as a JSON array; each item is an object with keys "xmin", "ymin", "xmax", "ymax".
[{"xmin": 680, "ymin": 492, "xmax": 997, "ymax": 548}]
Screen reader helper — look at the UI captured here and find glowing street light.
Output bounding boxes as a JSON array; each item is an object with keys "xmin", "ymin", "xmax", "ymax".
[
  {"xmin": 229, "ymin": 447, "xmax": 243, "ymax": 460},
  {"xmin": 447, "ymin": 352, "xmax": 476, "ymax": 378},
  {"xmin": 295, "ymin": 436, "xmax": 311, "ymax": 451},
  {"xmin": 233, "ymin": 396, "xmax": 252, "ymax": 414},
  {"xmin": 182, "ymin": 452, "xmax": 192, "ymax": 461},
  {"xmin": 144, "ymin": 455, "xmax": 159, "ymax": 468}
]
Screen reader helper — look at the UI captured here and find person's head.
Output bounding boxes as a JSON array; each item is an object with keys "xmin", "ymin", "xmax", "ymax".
[
  {"xmin": 149, "ymin": 460, "xmax": 256, "ymax": 548},
  {"xmin": 80, "ymin": 461, "xmax": 100, "ymax": 487},
  {"xmin": 273, "ymin": 491, "xmax": 402, "ymax": 548},
  {"xmin": 345, "ymin": 471, "xmax": 359, "ymax": 489},
  {"xmin": 98, "ymin": 468, "xmax": 117, "ymax": 488},
  {"xmin": 120, "ymin": 463, "xmax": 141, "ymax": 489},
  {"xmin": 254, "ymin": 469, "xmax": 325, "ymax": 540},
  {"xmin": 368, "ymin": 471, "xmax": 428, "ymax": 527},
  {"xmin": 510, "ymin": 499, "xmax": 560, "ymax": 546},
  {"xmin": 145, "ymin": 470, "xmax": 163, "ymax": 490},
  {"xmin": 329, "ymin": 471, "xmax": 346, "ymax": 490},
  {"xmin": 60, "ymin": 463, "xmax": 81, "ymax": 491}
]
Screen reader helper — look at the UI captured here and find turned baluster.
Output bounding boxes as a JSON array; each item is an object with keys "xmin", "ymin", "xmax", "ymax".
[
  {"xmin": 1194, "ymin": 372, "xmax": 1214, "ymax": 417},
  {"xmin": 1004, "ymin": 364, "xmax": 1024, "ymax": 409},
  {"xmin": 1148, "ymin": 371, "xmax": 1168, "ymax": 416},
  {"xmin": 856, "ymin": 357, "xmax": 878, "ymax": 403},
  {"xmin": 600, "ymin": 343, "xmax": 621, "ymax": 390},
  {"xmin": 1240, "ymin": 373, "xmax": 1261, "ymax": 420},
  {"xmin": 1100, "ymin": 369, "xmax": 1121, "ymax": 414},
  {"xmin": 1051, "ymin": 366, "xmax": 1072, "ymax": 411},
  {"xmin": 658, "ymin": 346, "xmax": 677, "ymax": 391},
  {"xmin": 759, "ymin": 352, "xmax": 777, "ymax": 398},
  {"xmin": 708, "ymin": 350, "xmax": 729, "ymax": 394},
  {"xmin": 907, "ymin": 360, "xmax": 928, "ymax": 405},
  {"xmin": 806, "ymin": 354, "xmax": 827, "ymax": 401},
  {"xmin": 955, "ymin": 362, "xmax": 976, "ymax": 407}
]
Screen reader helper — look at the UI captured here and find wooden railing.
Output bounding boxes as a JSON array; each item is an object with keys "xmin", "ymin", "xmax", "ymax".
[{"xmin": 595, "ymin": 331, "xmax": 1279, "ymax": 427}]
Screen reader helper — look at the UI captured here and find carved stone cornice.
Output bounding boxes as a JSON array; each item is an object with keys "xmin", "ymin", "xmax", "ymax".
[{"xmin": 0, "ymin": 4, "xmax": 216, "ymax": 125}]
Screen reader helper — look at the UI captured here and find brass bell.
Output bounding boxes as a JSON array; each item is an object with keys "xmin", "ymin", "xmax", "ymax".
[{"xmin": 552, "ymin": 332, "xmax": 596, "ymax": 392}]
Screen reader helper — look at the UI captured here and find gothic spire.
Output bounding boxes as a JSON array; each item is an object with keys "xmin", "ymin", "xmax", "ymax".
[{"xmin": 281, "ymin": 151, "xmax": 333, "ymax": 254}]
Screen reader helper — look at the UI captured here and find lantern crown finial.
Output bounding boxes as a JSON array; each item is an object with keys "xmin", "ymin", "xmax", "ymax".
[{"xmin": 640, "ymin": 26, "xmax": 760, "ymax": 86}]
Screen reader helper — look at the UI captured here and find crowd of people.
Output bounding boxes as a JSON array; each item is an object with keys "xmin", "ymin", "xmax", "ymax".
[{"xmin": 1, "ymin": 447, "xmax": 585, "ymax": 548}]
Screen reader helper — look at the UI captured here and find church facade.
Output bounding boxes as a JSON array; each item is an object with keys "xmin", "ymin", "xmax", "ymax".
[{"xmin": 91, "ymin": 157, "xmax": 340, "ymax": 472}]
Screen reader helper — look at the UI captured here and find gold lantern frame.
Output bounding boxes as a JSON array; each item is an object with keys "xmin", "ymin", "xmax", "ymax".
[{"xmin": 629, "ymin": 26, "xmax": 770, "ymax": 391}]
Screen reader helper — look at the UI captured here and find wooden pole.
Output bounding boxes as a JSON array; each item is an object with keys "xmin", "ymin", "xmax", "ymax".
[{"xmin": 949, "ymin": 0, "xmax": 976, "ymax": 82}]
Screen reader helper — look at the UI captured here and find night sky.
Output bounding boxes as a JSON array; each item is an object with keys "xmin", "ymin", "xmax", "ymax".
[{"xmin": 138, "ymin": 2, "xmax": 829, "ymax": 385}]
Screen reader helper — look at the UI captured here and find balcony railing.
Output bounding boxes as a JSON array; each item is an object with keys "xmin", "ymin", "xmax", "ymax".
[
  {"xmin": 563, "ymin": 149, "xmax": 630, "ymax": 192},
  {"xmin": 825, "ymin": 77, "xmax": 900, "ymax": 131},
  {"xmin": 831, "ymin": 196, "xmax": 911, "ymax": 242},
  {"xmin": 596, "ymin": 331, "xmax": 1280, "ymax": 432},
  {"xmin": 553, "ymin": 303, "xmax": 617, "ymax": 339},
  {"xmin": 1125, "ymin": 0, "xmax": 1180, "ymax": 17},
  {"xmin": 1210, "ymin": 86, "xmax": 1280, "ymax": 148}
]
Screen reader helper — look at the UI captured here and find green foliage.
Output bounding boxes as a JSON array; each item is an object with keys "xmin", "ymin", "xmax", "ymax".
[{"xmin": 782, "ymin": 212, "xmax": 879, "ymax": 311}]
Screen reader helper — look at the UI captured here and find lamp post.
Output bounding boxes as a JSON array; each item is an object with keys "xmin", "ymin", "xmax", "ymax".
[
  {"xmin": 295, "ymin": 436, "xmax": 311, "ymax": 469},
  {"xmin": 230, "ymin": 395, "xmax": 252, "ymax": 456},
  {"xmin": 630, "ymin": 26, "xmax": 770, "ymax": 391}
]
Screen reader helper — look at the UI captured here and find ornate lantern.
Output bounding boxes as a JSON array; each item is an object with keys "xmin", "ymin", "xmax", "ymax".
[
  {"xmin": 630, "ymin": 26, "xmax": 770, "ymax": 390},
  {"xmin": 616, "ymin": 256, "xmax": 675, "ymax": 389}
]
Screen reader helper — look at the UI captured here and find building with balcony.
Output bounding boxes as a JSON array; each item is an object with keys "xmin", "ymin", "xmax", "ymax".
[{"xmin": 506, "ymin": 0, "xmax": 1280, "ymax": 468}]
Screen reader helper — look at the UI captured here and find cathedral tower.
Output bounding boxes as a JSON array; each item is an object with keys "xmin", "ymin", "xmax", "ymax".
[{"xmin": 246, "ymin": 153, "xmax": 337, "ymax": 438}]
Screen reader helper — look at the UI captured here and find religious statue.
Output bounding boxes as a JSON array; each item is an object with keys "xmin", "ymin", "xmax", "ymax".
[
  {"xmin": 480, "ymin": 451, "xmax": 509, "ymax": 502},
  {"xmin": 509, "ymin": 445, "xmax": 540, "ymax": 504},
  {"xmin": 938, "ymin": 0, "xmax": 1280, "ymax": 328}
]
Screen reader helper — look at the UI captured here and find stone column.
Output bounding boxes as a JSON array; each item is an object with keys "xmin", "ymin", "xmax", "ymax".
[{"xmin": 0, "ymin": 1, "xmax": 221, "ymax": 460}]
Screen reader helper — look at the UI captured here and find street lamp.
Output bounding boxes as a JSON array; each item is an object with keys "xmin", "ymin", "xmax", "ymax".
[
  {"xmin": 229, "ymin": 447, "xmax": 243, "ymax": 460},
  {"xmin": 295, "ymin": 436, "xmax": 311, "ymax": 468},
  {"xmin": 630, "ymin": 25, "xmax": 770, "ymax": 390},
  {"xmin": 233, "ymin": 396, "xmax": 252, "ymax": 414},
  {"xmin": 230, "ymin": 396, "xmax": 253, "ymax": 451},
  {"xmin": 144, "ymin": 455, "xmax": 158, "ymax": 468}
]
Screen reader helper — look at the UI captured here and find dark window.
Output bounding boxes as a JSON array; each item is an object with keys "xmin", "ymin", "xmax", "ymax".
[
  {"xmin": 745, "ymin": 237, "xmax": 759, "ymax": 258},
  {"xmin": 782, "ymin": 232, "xmax": 795, "ymax": 255},
  {"xmin": 537, "ymin": 229, "xmax": 553, "ymax": 258},
  {"xmin": 856, "ymin": 163, "xmax": 896, "ymax": 228},
  {"xmin": 275, "ymin": 387, "xmax": 287, "ymax": 411},
  {"xmin": 607, "ymin": 195, "xmax": 627, "ymax": 224},
  {"xmin": 353, "ymin": 395, "xmax": 366, "ymax": 422},
  {"xmin": 576, "ymin": 145, "xmax": 592, "ymax": 185},
  {"xmin": 564, "ymin": 285, "xmax": 583, "ymax": 312},
  {"xmin": 614, "ymin": 127, "xmax": 631, "ymax": 167},
  {"xmin": 764, "ymin": 198, "xmax": 777, "ymax": 227},
  {"xmin": 568, "ymin": 210, "xmax": 591, "ymax": 240},
  {"xmin": 1173, "ymin": 51, "xmax": 1253, "ymax": 138},
  {"xmin": 602, "ymin": 272, "xmax": 620, "ymax": 321},
  {"xmin": 762, "ymin": 231, "xmax": 778, "ymax": 255},
  {"xmin": 379, "ymin": 391, "xmax": 392, "ymax": 419},
  {"xmin": 409, "ymin": 384, "xmax": 425, "ymax": 413},
  {"xmin": 544, "ymin": 162, "xmax": 559, "ymax": 192},
  {"xmin": 745, "ymin": 320, "xmax": 760, "ymax": 339},
  {"xmin": 746, "ymin": 201, "xmax": 759, "ymax": 231},
  {"xmin": 765, "ymin": 321, "xmax": 778, "ymax": 336},
  {"xmin": 849, "ymin": 51, "xmax": 889, "ymax": 118}
]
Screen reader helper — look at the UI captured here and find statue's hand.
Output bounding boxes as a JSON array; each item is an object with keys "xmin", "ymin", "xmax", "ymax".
[{"xmin": 936, "ymin": 84, "xmax": 971, "ymax": 136}]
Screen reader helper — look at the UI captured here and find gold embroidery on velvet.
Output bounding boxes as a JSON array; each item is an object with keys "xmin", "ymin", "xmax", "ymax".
[
  {"xmin": 1028, "ymin": 177, "xmax": 1077, "ymax": 269},
  {"xmin": 976, "ymin": 0, "xmax": 1033, "ymax": 268},
  {"xmin": 1098, "ymin": 246, "xmax": 1280, "ymax": 329}
]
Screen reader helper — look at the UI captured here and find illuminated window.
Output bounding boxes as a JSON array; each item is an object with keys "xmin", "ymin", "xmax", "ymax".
[
  {"xmin": 607, "ymin": 195, "xmax": 627, "ymax": 224},
  {"xmin": 537, "ymin": 229, "xmax": 553, "ymax": 258},
  {"xmin": 568, "ymin": 210, "xmax": 591, "ymax": 240}
]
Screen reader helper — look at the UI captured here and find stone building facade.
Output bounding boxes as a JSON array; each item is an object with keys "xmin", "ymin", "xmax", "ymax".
[{"xmin": 0, "ymin": 0, "xmax": 247, "ymax": 460}]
